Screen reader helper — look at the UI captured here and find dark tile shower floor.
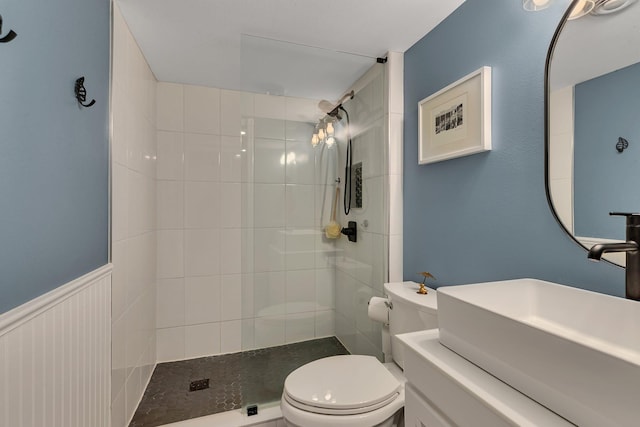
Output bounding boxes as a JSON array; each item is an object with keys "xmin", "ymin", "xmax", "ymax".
[{"xmin": 130, "ymin": 337, "xmax": 349, "ymax": 427}]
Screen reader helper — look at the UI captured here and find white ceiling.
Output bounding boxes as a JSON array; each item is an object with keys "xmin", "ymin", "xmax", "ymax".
[{"xmin": 117, "ymin": 0, "xmax": 466, "ymax": 101}]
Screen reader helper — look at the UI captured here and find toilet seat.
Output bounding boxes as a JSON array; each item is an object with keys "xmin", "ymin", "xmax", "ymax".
[{"xmin": 283, "ymin": 355, "xmax": 401, "ymax": 415}]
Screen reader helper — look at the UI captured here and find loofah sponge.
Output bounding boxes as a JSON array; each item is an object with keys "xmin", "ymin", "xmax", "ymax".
[
  {"xmin": 325, "ymin": 187, "xmax": 341, "ymax": 239},
  {"xmin": 325, "ymin": 221, "xmax": 341, "ymax": 239}
]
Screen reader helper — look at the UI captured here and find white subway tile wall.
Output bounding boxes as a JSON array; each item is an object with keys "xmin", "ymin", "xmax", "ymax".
[{"xmin": 112, "ymin": 5, "xmax": 158, "ymax": 426}]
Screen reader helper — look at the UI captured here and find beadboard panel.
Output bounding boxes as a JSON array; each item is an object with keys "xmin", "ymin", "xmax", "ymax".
[{"xmin": 0, "ymin": 265, "xmax": 112, "ymax": 427}]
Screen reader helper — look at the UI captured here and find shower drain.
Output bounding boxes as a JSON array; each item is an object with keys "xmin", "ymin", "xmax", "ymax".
[{"xmin": 189, "ymin": 378, "xmax": 210, "ymax": 392}]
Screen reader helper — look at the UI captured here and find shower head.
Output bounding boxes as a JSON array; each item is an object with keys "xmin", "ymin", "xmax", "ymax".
[
  {"xmin": 318, "ymin": 99, "xmax": 335, "ymax": 114},
  {"xmin": 318, "ymin": 90, "xmax": 355, "ymax": 118}
]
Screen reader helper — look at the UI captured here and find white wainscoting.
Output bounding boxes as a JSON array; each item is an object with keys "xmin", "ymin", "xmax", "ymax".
[{"xmin": 0, "ymin": 264, "xmax": 112, "ymax": 427}]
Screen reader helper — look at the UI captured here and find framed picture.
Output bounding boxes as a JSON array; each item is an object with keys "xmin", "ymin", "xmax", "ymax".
[{"xmin": 418, "ymin": 66, "xmax": 491, "ymax": 164}]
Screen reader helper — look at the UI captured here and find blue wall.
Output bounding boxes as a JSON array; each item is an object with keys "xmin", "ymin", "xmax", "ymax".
[
  {"xmin": 0, "ymin": 0, "xmax": 110, "ymax": 313},
  {"xmin": 403, "ymin": 0, "xmax": 625, "ymax": 297},
  {"xmin": 574, "ymin": 62, "xmax": 640, "ymax": 241}
]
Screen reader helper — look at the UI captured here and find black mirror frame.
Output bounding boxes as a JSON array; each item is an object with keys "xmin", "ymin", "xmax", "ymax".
[{"xmin": 543, "ymin": 0, "xmax": 623, "ymax": 269}]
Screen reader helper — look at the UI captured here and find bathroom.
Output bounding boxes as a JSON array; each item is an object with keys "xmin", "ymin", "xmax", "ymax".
[{"xmin": 1, "ymin": 0, "xmax": 636, "ymax": 426}]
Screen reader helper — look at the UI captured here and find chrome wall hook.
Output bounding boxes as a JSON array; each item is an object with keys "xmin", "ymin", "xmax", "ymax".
[
  {"xmin": 75, "ymin": 77, "xmax": 96, "ymax": 108},
  {"xmin": 0, "ymin": 14, "xmax": 17, "ymax": 43}
]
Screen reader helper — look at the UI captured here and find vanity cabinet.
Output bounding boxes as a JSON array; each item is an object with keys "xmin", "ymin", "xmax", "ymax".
[
  {"xmin": 399, "ymin": 330, "xmax": 575, "ymax": 427},
  {"xmin": 405, "ymin": 383, "xmax": 453, "ymax": 427}
]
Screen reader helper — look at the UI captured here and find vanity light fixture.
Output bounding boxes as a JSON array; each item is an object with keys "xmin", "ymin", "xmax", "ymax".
[
  {"xmin": 524, "ymin": 0, "xmax": 635, "ymax": 18},
  {"xmin": 311, "ymin": 118, "xmax": 338, "ymax": 148},
  {"xmin": 523, "ymin": 0, "xmax": 552, "ymax": 11}
]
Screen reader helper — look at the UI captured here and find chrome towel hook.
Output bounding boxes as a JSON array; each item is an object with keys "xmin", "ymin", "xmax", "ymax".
[
  {"xmin": 0, "ymin": 14, "xmax": 17, "ymax": 43},
  {"xmin": 75, "ymin": 77, "xmax": 96, "ymax": 108}
]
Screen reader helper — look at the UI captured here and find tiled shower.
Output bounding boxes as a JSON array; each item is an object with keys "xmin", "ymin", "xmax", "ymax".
[
  {"xmin": 154, "ymin": 83, "xmax": 338, "ymax": 361},
  {"xmin": 111, "ymin": 3, "xmax": 403, "ymax": 425}
]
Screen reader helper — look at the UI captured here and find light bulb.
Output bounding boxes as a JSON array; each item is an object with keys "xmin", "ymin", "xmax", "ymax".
[
  {"xmin": 568, "ymin": 0, "xmax": 595, "ymax": 19},
  {"xmin": 318, "ymin": 128, "xmax": 325, "ymax": 140},
  {"xmin": 311, "ymin": 133, "xmax": 319, "ymax": 147},
  {"xmin": 326, "ymin": 122, "xmax": 334, "ymax": 136}
]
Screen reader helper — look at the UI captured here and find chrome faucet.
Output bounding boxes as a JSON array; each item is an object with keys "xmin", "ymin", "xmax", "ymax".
[{"xmin": 587, "ymin": 212, "xmax": 640, "ymax": 300}]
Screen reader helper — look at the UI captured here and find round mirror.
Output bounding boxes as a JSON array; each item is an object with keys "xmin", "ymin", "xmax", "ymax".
[{"xmin": 547, "ymin": 0, "xmax": 640, "ymax": 267}]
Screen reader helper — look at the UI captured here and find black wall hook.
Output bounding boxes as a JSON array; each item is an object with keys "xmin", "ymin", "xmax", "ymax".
[
  {"xmin": 616, "ymin": 137, "xmax": 629, "ymax": 153},
  {"xmin": 0, "ymin": 14, "xmax": 17, "ymax": 43},
  {"xmin": 75, "ymin": 77, "xmax": 96, "ymax": 108}
]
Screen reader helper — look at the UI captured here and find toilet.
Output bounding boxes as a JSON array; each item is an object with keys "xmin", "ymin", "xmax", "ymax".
[{"xmin": 280, "ymin": 281, "xmax": 438, "ymax": 427}]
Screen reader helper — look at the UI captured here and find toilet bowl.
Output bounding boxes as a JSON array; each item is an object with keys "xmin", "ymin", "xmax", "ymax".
[{"xmin": 281, "ymin": 281, "xmax": 438, "ymax": 427}]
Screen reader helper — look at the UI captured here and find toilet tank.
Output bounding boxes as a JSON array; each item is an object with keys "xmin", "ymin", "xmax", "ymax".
[{"xmin": 384, "ymin": 281, "xmax": 438, "ymax": 369}]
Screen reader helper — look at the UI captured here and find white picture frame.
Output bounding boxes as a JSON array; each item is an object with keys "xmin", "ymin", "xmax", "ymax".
[{"xmin": 418, "ymin": 66, "xmax": 492, "ymax": 165}]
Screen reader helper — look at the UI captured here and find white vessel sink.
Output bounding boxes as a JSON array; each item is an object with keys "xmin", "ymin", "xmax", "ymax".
[{"xmin": 437, "ymin": 279, "xmax": 640, "ymax": 427}]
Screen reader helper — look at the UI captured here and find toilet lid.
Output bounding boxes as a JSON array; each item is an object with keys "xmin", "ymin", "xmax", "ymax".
[{"xmin": 284, "ymin": 355, "xmax": 400, "ymax": 414}]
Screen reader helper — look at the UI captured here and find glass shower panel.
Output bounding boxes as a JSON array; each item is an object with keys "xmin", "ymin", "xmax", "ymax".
[
  {"xmin": 237, "ymin": 34, "xmax": 383, "ymax": 411},
  {"xmin": 334, "ymin": 64, "xmax": 389, "ymax": 360}
]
